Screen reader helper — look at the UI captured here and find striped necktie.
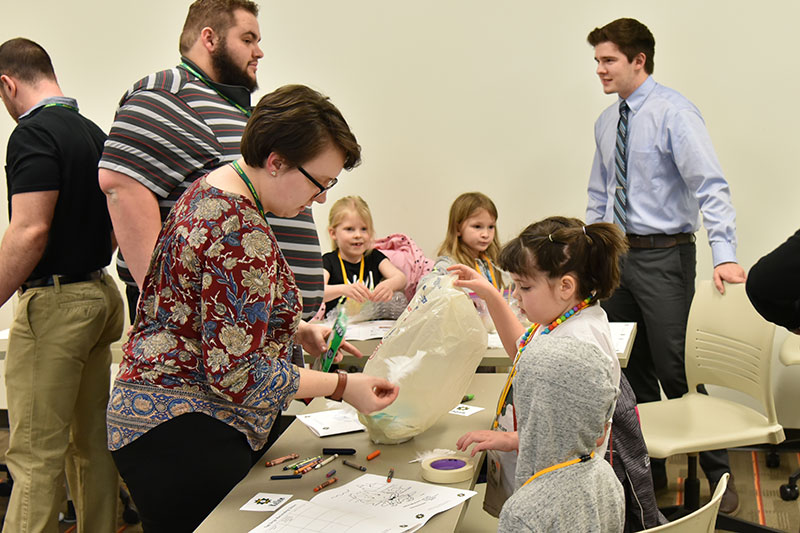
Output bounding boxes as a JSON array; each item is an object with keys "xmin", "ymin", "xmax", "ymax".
[{"xmin": 614, "ymin": 100, "xmax": 630, "ymax": 231}]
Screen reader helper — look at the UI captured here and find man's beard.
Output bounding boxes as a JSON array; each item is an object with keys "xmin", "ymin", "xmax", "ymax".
[{"xmin": 211, "ymin": 37, "xmax": 258, "ymax": 92}]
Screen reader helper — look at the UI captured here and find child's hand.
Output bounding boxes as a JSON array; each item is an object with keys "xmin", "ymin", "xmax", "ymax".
[
  {"xmin": 342, "ymin": 282, "xmax": 371, "ymax": 303},
  {"xmin": 447, "ymin": 264, "xmax": 496, "ymax": 299},
  {"xmin": 456, "ymin": 430, "xmax": 519, "ymax": 456},
  {"xmin": 369, "ymin": 280, "xmax": 394, "ymax": 302}
]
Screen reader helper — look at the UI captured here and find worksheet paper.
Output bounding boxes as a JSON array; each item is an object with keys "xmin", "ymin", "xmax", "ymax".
[
  {"xmin": 295, "ymin": 409, "xmax": 366, "ymax": 437},
  {"xmin": 248, "ymin": 474, "xmax": 476, "ymax": 533},
  {"xmin": 345, "ymin": 320, "xmax": 396, "ymax": 341}
]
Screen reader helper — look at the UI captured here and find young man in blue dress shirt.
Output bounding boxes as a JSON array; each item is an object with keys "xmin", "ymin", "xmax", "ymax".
[{"xmin": 585, "ymin": 17, "xmax": 746, "ymax": 514}]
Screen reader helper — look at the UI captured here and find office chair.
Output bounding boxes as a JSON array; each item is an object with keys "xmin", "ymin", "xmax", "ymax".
[
  {"xmin": 637, "ymin": 281, "xmax": 784, "ymax": 532},
  {"xmin": 641, "ymin": 473, "xmax": 728, "ymax": 533},
  {"xmin": 776, "ymin": 334, "xmax": 800, "ymax": 501}
]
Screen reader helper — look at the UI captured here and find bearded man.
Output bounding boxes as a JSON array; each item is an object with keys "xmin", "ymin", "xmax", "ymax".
[{"xmin": 99, "ymin": 0, "xmax": 326, "ymax": 328}]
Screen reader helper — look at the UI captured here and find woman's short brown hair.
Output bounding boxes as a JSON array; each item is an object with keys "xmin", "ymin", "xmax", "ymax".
[{"xmin": 241, "ymin": 84, "xmax": 361, "ymax": 170}]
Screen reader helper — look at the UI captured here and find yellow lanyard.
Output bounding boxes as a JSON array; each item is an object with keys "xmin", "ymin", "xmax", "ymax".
[
  {"xmin": 493, "ymin": 323, "xmax": 538, "ymax": 428},
  {"xmin": 522, "ymin": 452, "xmax": 594, "ymax": 487},
  {"xmin": 475, "ymin": 256, "xmax": 499, "ymax": 289},
  {"xmin": 338, "ymin": 252, "xmax": 364, "ymax": 285}
]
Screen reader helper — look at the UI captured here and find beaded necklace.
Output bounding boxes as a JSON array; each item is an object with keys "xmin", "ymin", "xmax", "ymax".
[{"xmin": 493, "ymin": 294, "xmax": 595, "ymax": 428}]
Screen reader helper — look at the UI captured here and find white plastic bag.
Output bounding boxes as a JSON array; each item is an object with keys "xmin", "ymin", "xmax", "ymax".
[{"xmin": 358, "ymin": 275, "xmax": 488, "ymax": 443}]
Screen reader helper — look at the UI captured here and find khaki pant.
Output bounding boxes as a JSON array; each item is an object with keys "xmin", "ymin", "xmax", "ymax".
[{"xmin": 4, "ymin": 274, "xmax": 123, "ymax": 533}]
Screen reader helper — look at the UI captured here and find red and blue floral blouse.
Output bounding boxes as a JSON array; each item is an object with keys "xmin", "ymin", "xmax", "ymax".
[{"xmin": 107, "ymin": 177, "xmax": 301, "ymax": 451}]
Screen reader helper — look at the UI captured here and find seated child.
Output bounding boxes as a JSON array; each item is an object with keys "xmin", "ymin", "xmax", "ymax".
[
  {"xmin": 322, "ymin": 196, "xmax": 406, "ymax": 318},
  {"xmin": 497, "ymin": 335, "xmax": 624, "ymax": 532},
  {"xmin": 428, "ymin": 191, "xmax": 505, "ymax": 290}
]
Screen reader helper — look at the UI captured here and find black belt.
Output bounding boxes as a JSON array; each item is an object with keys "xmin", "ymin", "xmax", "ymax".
[
  {"xmin": 626, "ymin": 233, "xmax": 696, "ymax": 249},
  {"xmin": 20, "ymin": 270, "xmax": 103, "ymax": 293}
]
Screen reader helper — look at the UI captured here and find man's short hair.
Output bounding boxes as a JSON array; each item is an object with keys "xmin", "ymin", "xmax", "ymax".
[
  {"xmin": 241, "ymin": 84, "xmax": 361, "ymax": 171},
  {"xmin": 179, "ymin": 0, "xmax": 259, "ymax": 55},
  {"xmin": 0, "ymin": 38, "xmax": 56, "ymax": 83},
  {"xmin": 587, "ymin": 18, "xmax": 655, "ymax": 75}
]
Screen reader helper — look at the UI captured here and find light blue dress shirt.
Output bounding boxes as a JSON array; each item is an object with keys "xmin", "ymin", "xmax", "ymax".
[{"xmin": 586, "ymin": 76, "xmax": 738, "ymax": 266}]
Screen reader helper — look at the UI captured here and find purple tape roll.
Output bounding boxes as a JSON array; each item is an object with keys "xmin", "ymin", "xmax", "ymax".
[{"xmin": 430, "ymin": 459, "xmax": 467, "ymax": 470}]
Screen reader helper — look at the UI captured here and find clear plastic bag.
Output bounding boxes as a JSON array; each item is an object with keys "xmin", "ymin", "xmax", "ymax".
[{"xmin": 358, "ymin": 275, "xmax": 488, "ymax": 443}]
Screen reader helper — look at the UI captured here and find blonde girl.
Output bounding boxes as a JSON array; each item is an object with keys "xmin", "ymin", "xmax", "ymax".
[
  {"xmin": 437, "ymin": 192, "xmax": 504, "ymax": 290},
  {"xmin": 322, "ymin": 196, "xmax": 406, "ymax": 316}
]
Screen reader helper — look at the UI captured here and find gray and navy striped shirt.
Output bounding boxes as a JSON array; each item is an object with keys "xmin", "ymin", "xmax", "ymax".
[{"xmin": 100, "ymin": 60, "xmax": 324, "ymax": 318}]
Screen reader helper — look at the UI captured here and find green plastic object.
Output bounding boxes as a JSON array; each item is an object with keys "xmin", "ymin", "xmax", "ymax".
[{"xmin": 320, "ymin": 308, "xmax": 348, "ymax": 372}]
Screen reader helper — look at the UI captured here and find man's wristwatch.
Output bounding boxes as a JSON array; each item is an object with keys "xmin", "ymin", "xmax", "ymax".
[{"xmin": 326, "ymin": 370, "xmax": 348, "ymax": 401}]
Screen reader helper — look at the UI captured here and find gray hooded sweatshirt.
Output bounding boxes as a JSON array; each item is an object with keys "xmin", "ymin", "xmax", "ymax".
[{"xmin": 498, "ymin": 336, "xmax": 625, "ymax": 532}]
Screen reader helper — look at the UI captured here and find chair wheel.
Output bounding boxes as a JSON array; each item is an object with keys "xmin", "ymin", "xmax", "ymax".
[
  {"xmin": 766, "ymin": 452, "xmax": 781, "ymax": 468},
  {"xmin": 122, "ymin": 506, "xmax": 140, "ymax": 524},
  {"xmin": 780, "ymin": 483, "xmax": 799, "ymax": 501}
]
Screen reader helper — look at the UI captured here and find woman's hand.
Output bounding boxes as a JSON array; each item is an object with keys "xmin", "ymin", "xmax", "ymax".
[
  {"xmin": 447, "ymin": 264, "xmax": 496, "ymax": 300},
  {"xmin": 370, "ymin": 280, "xmax": 394, "ymax": 302},
  {"xmin": 342, "ymin": 373, "xmax": 399, "ymax": 414},
  {"xmin": 341, "ymin": 282, "xmax": 372, "ymax": 303},
  {"xmin": 294, "ymin": 322, "xmax": 364, "ymax": 362},
  {"xmin": 456, "ymin": 430, "xmax": 519, "ymax": 456},
  {"xmin": 295, "ymin": 321, "xmax": 329, "ymax": 357}
]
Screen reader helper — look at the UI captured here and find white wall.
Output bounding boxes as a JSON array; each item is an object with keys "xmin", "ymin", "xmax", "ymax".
[{"xmin": 1, "ymin": 1, "xmax": 799, "ymax": 421}]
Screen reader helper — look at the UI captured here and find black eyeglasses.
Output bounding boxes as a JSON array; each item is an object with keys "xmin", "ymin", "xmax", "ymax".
[{"xmin": 298, "ymin": 165, "xmax": 337, "ymax": 198}]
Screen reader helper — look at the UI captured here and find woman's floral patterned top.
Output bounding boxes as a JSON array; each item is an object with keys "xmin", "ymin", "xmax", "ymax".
[{"xmin": 107, "ymin": 177, "xmax": 301, "ymax": 451}]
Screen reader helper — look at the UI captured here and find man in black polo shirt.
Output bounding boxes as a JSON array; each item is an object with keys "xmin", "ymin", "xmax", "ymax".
[{"xmin": 0, "ymin": 38, "xmax": 123, "ymax": 532}]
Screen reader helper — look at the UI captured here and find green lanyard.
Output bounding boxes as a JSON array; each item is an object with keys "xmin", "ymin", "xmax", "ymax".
[
  {"xmin": 43, "ymin": 102, "xmax": 78, "ymax": 112},
  {"xmin": 179, "ymin": 62, "xmax": 251, "ymax": 117},
  {"xmin": 230, "ymin": 161, "xmax": 266, "ymax": 220}
]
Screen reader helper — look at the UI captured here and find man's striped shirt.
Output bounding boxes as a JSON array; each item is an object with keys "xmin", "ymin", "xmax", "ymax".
[{"xmin": 100, "ymin": 62, "xmax": 324, "ymax": 318}]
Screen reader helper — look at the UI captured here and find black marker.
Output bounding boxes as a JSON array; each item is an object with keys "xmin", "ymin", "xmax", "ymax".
[
  {"xmin": 270, "ymin": 474, "xmax": 302, "ymax": 480},
  {"xmin": 322, "ymin": 447, "xmax": 356, "ymax": 456}
]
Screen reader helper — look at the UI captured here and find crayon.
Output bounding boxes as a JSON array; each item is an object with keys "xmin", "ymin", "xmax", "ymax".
[
  {"xmin": 314, "ymin": 454, "xmax": 339, "ymax": 469},
  {"xmin": 270, "ymin": 474, "xmax": 302, "ymax": 480},
  {"xmin": 461, "ymin": 394, "xmax": 474, "ymax": 402},
  {"xmin": 367, "ymin": 450, "xmax": 381, "ymax": 461},
  {"xmin": 314, "ymin": 477, "xmax": 338, "ymax": 492},
  {"xmin": 322, "ymin": 447, "xmax": 356, "ymax": 456},
  {"xmin": 264, "ymin": 453, "xmax": 299, "ymax": 467},
  {"xmin": 387, "ymin": 468, "xmax": 394, "ymax": 483},
  {"xmin": 343, "ymin": 460, "xmax": 367, "ymax": 472},
  {"xmin": 284, "ymin": 455, "xmax": 321, "ymax": 470},
  {"xmin": 291, "ymin": 456, "xmax": 322, "ymax": 470},
  {"xmin": 297, "ymin": 460, "xmax": 323, "ymax": 474},
  {"xmin": 326, "ymin": 469, "xmax": 336, "ymax": 478}
]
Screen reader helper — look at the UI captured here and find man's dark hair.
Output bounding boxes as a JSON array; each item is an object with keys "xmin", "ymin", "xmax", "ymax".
[
  {"xmin": 179, "ymin": 0, "xmax": 259, "ymax": 55},
  {"xmin": 0, "ymin": 38, "xmax": 56, "ymax": 82},
  {"xmin": 587, "ymin": 18, "xmax": 655, "ymax": 75}
]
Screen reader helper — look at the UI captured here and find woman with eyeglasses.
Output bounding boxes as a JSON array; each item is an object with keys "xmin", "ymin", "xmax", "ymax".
[{"xmin": 106, "ymin": 84, "xmax": 399, "ymax": 532}]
